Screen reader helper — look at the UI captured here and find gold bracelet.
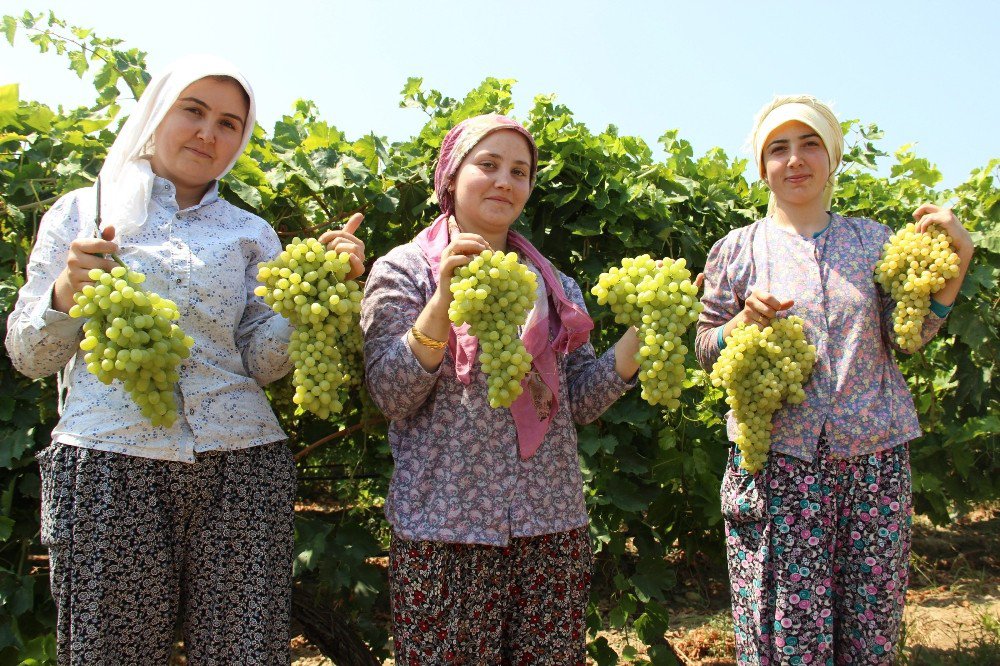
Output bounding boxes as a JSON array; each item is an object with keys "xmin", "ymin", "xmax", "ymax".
[{"xmin": 410, "ymin": 325, "xmax": 447, "ymax": 350}]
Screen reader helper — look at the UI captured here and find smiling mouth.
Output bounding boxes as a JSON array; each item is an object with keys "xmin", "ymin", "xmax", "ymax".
[
  {"xmin": 786, "ymin": 175, "xmax": 811, "ymax": 183},
  {"xmin": 184, "ymin": 146, "xmax": 213, "ymax": 159},
  {"xmin": 486, "ymin": 197, "xmax": 513, "ymax": 204}
]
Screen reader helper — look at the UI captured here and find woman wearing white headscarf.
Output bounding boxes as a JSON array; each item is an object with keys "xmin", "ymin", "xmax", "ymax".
[
  {"xmin": 6, "ymin": 55, "xmax": 364, "ymax": 664},
  {"xmin": 694, "ymin": 95, "xmax": 973, "ymax": 664}
]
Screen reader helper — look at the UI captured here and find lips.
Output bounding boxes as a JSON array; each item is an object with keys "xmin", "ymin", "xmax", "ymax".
[
  {"xmin": 184, "ymin": 146, "xmax": 213, "ymax": 159},
  {"xmin": 485, "ymin": 196, "xmax": 513, "ymax": 205},
  {"xmin": 786, "ymin": 174, "xmax": 811, "ymax": 184}
]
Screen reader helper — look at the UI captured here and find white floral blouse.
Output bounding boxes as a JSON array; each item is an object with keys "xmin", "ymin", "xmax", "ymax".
[{"xmin": 5, "ymin": 177, "xmax": 293, "ymax": 462}]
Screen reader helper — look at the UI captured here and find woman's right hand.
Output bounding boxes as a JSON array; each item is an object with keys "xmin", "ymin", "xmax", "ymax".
[
  {"xmin": 429, "ymin": 216, "xmax": 492, "ymax": 319},
  {"xmin": 51, "ymin": 226, "xmax": 119, "ymax": 313},
  {"xmin": 722, "ymin": 288, "xmax": 794, "ymax": 339}
]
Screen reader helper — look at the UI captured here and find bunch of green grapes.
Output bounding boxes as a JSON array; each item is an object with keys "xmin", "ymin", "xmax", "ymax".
[
  {"xmin": 709, "ymin": 316, "xmax": 816, "ymax": 473},
  {"xmin": 255, "ymin": 237, "xmax": 361, "ymax": 326},
  {"xmin": 69, "ymin": 266, "xmax": 193, "ymax": 427},
  {"xmin": 255, "ymin": 237, "xmax": 363, "ymax": 418},
  {"xmin": 875, "ymin": 223, "xmax": 960, "ymax": 352},
  {"xmin": 448, "ymin": 250, "xmax": 538, "ymax": 408},
  {"xmin": 592, "ymin": 255, "xmax": 703, "ymax": 409}
]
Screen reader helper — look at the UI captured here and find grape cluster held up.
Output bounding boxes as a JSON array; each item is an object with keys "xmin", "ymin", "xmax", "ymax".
[
  {"xmin": 255, "ymin": 237, "xmax": 363, "ymax": 419},
  {"xmin": 69, "ymin": 266, "xmax": 193, "ymax": 427},
  {"xmin": 592, "ymin": 255, "xmax": 703, "ymax": 409},
  {"xmin": 448, "ymin": 250, "xmax": 538, "ymax": 408},
  {"xmin": 709, "ymin": 317, "xmax": 816, "ymax": 473},
  {"xmin": 875, "ymin": 223, "xmax": 961, "ymax": 352}
]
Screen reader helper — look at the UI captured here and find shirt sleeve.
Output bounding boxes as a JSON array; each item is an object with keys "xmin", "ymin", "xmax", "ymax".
[
  {"xmin": 876, "ymin": 282, "xmax": 949, "ymax": 354},
  {"xmin": 4, "ymin": 193, "xmax": 88, "ymax": 379},
  {"xmin": 560, "ymin": 276, "xmax": 637, "ymax": 425},
  {"xmin": 360, "ymin": 248, "xmax": 443, "ymax": 421},
  {"xmin": 696, "ymin": 234, "xmax": 742, "ymax": 371},
  {"xmin": 234, "ymin": 220, "xmax": 294, "ymax": 386}
]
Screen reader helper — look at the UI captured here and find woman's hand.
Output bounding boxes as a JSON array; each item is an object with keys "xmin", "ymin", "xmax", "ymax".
[
  {"xmin": 318, "ymin": 212, "xmax": 366, "ymax": 280},
  {"xmin": 912, "ymin": 203, "xmax": 974, "ymax": 308},
  {"xmin": 913, "ymin": 204, "xmax": 974, "ymax": 262},
  {"xmin": 407, "ymin": 217, "xmax": 492, "ymax": 371},
  {"xmin": 723, "ymin": 289, "xmax": 794, "ymax": 339},
  {"xmin": 432, "ymin": 216, "xmax": 492, "ymax": 313},
  {"xmin": 51, "ymin": 226, "xmax": 119, "ymax": 313}
]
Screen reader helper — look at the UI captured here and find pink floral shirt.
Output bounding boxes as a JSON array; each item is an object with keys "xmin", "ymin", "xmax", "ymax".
[
  {"xmin": 362, "ymin": 243, "xmax": 634, "ymax": 546},
  {"xmin": 696, "ymin": 214, "xmax": 947, "ymax": 462}
]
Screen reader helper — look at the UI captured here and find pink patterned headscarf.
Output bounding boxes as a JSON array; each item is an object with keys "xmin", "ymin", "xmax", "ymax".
[
  {"xmin": 416, "ymin": 114, "xmax": 593, "ymax": 459},
  {"xmin": 433, "ymin": 113, "xmax": 538, "ymax": 216}
]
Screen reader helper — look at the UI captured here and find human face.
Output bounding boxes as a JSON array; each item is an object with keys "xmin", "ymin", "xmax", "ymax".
[
  {"xmin": 149, "ymin": 77, "xmax": 249, "ymax": 195},
  {"xmin": 762, "ymin": 120, "xmax": 831, "ymax": 209},
  {"xmin": 452, "ymin": 129, "xmax": 533, "ymax": 240}
]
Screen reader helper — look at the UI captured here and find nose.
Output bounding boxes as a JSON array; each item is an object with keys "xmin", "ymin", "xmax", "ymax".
[
  {"xmin": 494, "ymin": 171, "xmax": 513, "ymax": 190},
  {"xmin": 195, "ymin": 120, "xmax": 216, "ymax": 144},
  {"xmin": 787, "ymin": 148, "xmax": 804, "ymax": 168}
]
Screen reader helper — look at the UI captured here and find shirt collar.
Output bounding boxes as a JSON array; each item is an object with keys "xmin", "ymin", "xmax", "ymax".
[{"xmin": 151, "ymin": 176, "xmax": 220, "ymax": 210}]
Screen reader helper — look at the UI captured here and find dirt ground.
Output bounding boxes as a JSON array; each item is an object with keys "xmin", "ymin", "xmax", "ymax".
[{"xmin": 290, "ymin": 505, "xmax": 1000, "ymax": 665}]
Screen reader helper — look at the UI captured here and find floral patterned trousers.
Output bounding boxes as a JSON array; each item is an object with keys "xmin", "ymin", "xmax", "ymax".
[
  {"xmin": 389, "ymin": 527, "xmax": 592, "ymax": 665},
  {"xmin": 722, "ymin": 437, "xmax": 912, "ymax": 666},
  {"xmin": 37, "ymin": 441, "xmax": 297, "ymax": 666}
]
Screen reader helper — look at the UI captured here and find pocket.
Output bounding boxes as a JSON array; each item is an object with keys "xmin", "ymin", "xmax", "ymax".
[
  {"xmin": 36, "ymin": 443, "xmax": 75, "ymax": 550},
  {"xmin": 719, "ymin": 446, "xmax": 768, "ymax": 524}
]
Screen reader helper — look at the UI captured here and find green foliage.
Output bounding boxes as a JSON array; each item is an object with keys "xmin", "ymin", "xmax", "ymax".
[{"xmin": 1, "ymin": 11, "xmax": 998, "ymax": 664}]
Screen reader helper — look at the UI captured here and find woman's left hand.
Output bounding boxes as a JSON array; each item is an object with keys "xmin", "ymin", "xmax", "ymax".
[
  {"xmin": 913, "ymin": 204, "xmax": 974, "ymax": 262},
  {"xmin": 319, "ymin": 213, "xmax": 366, "ymax": 279}
]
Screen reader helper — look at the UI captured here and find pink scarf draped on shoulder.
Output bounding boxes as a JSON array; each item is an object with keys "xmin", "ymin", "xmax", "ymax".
[{"xmin": 414, "ymin": 114, "xmax": 594, "ymax": 459}]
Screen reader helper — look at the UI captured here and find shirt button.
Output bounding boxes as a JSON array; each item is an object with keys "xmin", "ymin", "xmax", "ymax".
[
  {"xmin": 189, "ymin": 407, "xmax": 195, "ymax": 416},
  {"xmin": 176, "ymin": 278, "xmax": 182, "ymax": 284}
]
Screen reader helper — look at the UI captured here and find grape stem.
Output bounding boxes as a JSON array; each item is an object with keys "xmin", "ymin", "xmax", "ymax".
[{"xmin": 92, "ymin": 176, "xmax": 129, "ymax": 270}]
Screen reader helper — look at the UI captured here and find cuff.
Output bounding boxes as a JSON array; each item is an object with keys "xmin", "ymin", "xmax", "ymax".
[
  {"xmin": 605, "ymin": 345, "xmax": 639, "ymax": 392},
  {"xmin": 929, "ymin": 298, "xmax": 953, "ymax": 318},
  {"xmin": 716, "ymin": 325, "xmax": 727, "ymax": 351},
  {"xmin": 29, "ymin": 287, "xmax": 84, "ymax": 339}
]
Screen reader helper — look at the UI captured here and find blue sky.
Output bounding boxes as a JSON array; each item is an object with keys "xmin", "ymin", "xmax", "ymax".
[{"xmin": 4, "ymin": 1, "xmax": 998, "ymax": 188}]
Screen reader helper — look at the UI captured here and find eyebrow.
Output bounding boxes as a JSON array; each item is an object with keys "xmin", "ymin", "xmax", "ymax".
[
  {"xmin": 178, "ymin": 96, "xmax": 246, "ymax": 127},
  {"xmin": 767, "ymin": 132, "xmax": 820, "ymax": 147},
  {"xmin": 483, "ymin": 151, "xmax": 531, "ymax": 166}
]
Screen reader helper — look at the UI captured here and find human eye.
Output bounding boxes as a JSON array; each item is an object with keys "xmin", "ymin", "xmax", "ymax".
[
  {"xmin": 184, "ymin": 105, "xmax": 203, "ymax": 116},
  {"xmin": 512, "ymin": 167, "xmax": 528, "ymax": 177},
  {"xmin": 220, "ymin": 119, "xmax": 238, "ymax": 130},
  {"xmin": 479, "ymin": 160, "xmax": 496, "ymax": 169}
]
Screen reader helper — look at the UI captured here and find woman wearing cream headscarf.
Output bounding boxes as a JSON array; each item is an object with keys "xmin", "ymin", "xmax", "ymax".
[
  {"xmin": 694, "ymin": 95, "xmax": 973, "ymax": 664},
  {"xmin": 6, "ymin": 55, "xmax": 365, "ymax": 663}
]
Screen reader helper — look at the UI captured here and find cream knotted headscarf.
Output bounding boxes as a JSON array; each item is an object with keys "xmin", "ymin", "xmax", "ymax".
[
  {"xmin": 750, "ymin": 95, "xmax": 843, "ymax": 214},
  {"xmin": 98, "ymin": 54, "xmax": 256, "ymax": 236}
]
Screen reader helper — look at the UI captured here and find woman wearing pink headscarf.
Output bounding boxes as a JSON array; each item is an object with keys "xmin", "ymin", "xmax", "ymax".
[{"xmin": 361, "ymin": 114, "xmax": 643, "ymax": 663}]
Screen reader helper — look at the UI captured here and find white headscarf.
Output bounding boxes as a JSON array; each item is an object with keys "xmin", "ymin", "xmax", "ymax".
[
  {"xmin": 97, "ymin": 54, "xmax": 256, "ymax": 236},
  {"xmin": 749, "ymin": 95, "xmax": 843, "ymax": 215}
]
